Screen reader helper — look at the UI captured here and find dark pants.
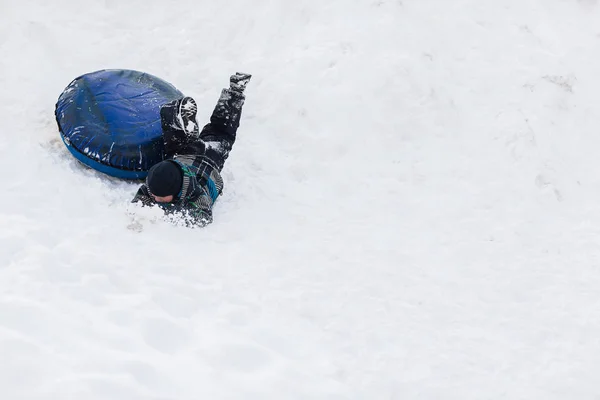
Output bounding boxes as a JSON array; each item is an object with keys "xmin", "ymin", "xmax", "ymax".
[{"xmin": 160, "ymin": 88, "xmax": 245, "ymax": 171}]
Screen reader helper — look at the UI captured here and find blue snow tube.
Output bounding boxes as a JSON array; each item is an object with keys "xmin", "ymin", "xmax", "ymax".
[{"xmin": 55, "ymin": 69, "xmax": 184, "ymax": 179}]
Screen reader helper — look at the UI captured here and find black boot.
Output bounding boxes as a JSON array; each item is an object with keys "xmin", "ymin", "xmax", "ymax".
[
  {"xmin": 229, "ymin": 73, "xmax": 252, "ymax": 95},
  {"xmin": 176, "ymin": 96, "xmax": 199, "ymax": 136}
]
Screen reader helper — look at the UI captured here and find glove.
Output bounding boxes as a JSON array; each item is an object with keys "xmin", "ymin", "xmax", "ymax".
[
  {"xmin": 132, "ymin": 185, "xmax": 155, "ymax": 206},
  {"xmin": 230, "ymin": 72, "xmax": 252, "ymax": 94}
]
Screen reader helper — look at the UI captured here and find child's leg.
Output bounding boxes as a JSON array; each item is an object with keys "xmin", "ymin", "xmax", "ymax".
[
  {"xmin": 199, "ymin": 86, "xmax": 247, "ymax": 171},
  {"xmin": 160, "ymin": 73, "xmax": 251, "ymax": 168}
]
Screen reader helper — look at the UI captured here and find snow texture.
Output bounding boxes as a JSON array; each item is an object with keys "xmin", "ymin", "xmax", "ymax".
[{"xmin": 2, "ymin": 0, "xmax": 600, "ymax": 399}]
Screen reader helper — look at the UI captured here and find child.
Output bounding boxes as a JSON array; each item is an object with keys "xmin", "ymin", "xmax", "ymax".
[{"xmin": 132, "ymin": 72, "xmax": 252, "ymax": 227}]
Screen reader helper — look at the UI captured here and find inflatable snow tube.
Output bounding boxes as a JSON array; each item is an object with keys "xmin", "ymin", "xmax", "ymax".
[{"xmin": 55, "ymin": 69, "xmax": 184, "ymax": 179}]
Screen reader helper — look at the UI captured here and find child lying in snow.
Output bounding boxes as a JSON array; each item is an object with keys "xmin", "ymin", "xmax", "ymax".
[{"xmin": 132, "ymin": 73, "xmax": 252, "ymax": 227}]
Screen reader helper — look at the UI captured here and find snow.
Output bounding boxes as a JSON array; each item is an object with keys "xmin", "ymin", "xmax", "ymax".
[{"xmin": 2, "ymin": 0, "xmax": 600, "ymax": 398}]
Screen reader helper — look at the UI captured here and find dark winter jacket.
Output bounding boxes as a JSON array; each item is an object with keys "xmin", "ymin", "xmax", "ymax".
[{"xmin": 132, "ymin": 149, "xmax": 225, "ymax": 227}]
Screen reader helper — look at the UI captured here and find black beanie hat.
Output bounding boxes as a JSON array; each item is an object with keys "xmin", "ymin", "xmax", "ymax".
[{"xmin": 146, "ymin": 161, "xmax": 183, "ymax": 197}]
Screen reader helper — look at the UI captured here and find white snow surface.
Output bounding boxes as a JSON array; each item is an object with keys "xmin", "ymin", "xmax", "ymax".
[{"xmin": 2, "ymin": 0, "xmax": 600, "ymax": 399}]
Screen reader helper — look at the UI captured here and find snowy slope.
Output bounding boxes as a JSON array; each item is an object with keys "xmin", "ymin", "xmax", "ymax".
[{"xmin": 2, "ymin": 0, "xmax": 600, "ymax": 398}]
